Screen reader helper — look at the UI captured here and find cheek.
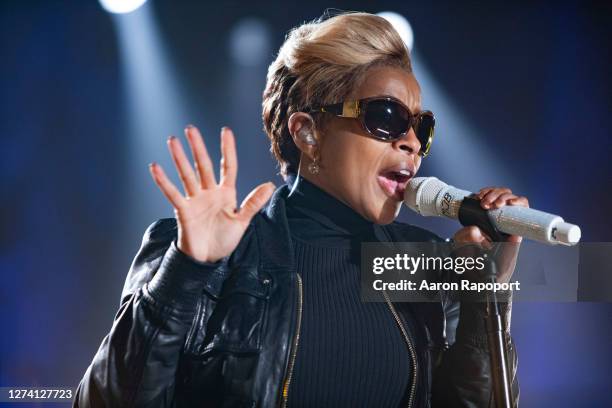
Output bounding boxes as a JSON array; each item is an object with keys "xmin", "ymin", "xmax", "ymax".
[
  {"xmin": 342, "ymin": 142, "xmax": 389, "ymax": 206},
  {"xmin": 320, "ymin": 127, "xmax": 368, "ymax": 171},
  {"xmin": 344, "ymin": 140, "xmax": 385, "ymax": 181},
  {"xmin": 318, "ymin": 126, "xmax": 400, "ymax": 222},
  {"xmin": 414, "ymin": 155, "xmax": 422, "ymax": 173},
  {"xmin": 330, "ymin": 145, "xmax": 375, "ymax": 188}
]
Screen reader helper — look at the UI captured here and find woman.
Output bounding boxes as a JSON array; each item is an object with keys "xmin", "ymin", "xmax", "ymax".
[{"xmin": 75, "ymin": 12, "xmax": 527, "ymax": 407}]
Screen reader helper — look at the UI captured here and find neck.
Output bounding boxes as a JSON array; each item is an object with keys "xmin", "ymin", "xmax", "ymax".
[
  {"xmin": 286, "ymin": 173, "xmax": 374, "ymax": 240},
  {"xmin": 293, "ymin": 166, "xmax": 354, "ymax": 213}
]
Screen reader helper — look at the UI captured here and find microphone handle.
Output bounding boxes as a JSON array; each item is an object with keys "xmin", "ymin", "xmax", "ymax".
[
  {"xmin": 406, "ymin": 177, "xmax": 581, "ymax": 245},
  {"xmin": 487, "ymin": 204, "xmax": 563, "ymax": 244},
  {"xmin": 462, "ymin": 201, "xmax": 564, "ymax": 244}
]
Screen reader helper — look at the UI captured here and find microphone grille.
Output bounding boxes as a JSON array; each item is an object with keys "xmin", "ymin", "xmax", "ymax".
[{"xmin": 404, "ymin": 177, "xmax": 448, "ymax": 216}]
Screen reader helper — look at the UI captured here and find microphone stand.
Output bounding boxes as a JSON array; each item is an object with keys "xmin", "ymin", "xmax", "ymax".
[
  {"xmin": 483, "ymin": 249, "xmax": 513, "ymax": 408},
  {"xmin": 458, "ymin": 196, "xmax": 514, "ymax": 408}
]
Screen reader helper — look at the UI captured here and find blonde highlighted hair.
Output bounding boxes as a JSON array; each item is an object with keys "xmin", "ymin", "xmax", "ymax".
[{"xmin": 262, "ymin": 11, "xmax": 413, "ymax": 178}]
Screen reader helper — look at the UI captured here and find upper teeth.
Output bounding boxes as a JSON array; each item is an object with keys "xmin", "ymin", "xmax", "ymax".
[{"xmin": 399, "ymin": 169, "xmax": 411, "ymax": 176}]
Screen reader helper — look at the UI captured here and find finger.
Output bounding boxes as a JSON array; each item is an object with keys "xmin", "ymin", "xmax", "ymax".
[
  {"xmin": 219, "ymin": 127, "xmax": 238, "ymax": 188},
  {"xmin": 506, "ymin": 234, "xmax": 523, "ymax": 243},
  {"xmin": 237, "ymin": 182, "xmax": 275, "ymax": 222},
  {"xmin": 168, "ymin": 136, "xmax": 200, "ymax": 197},
  {"xmin": 481, "ymin": 187, "xmax": 512, "ymax": 209},
  {"xmin": 454, "ymin": 226, "xmax": 493, "ymax": 250},
  {"xmin": 492, "ymin": 192, "xmax": 517, "ymax": 208},
  {"xmin": 481, "ymin": 238, "xmax": 493, "ymax": 250},
  {"xmin": 185, "ymin": 125, "xmax": 216, "ymax": 189},
  {"xmin": 454, "ymin": 225, "xmax": 491, "ymax": 243},
  {"xmin": 475, "ymin": 229, "xmax": 493, "ymax": 250},
  {"xmin": 508, "ymin": 196, "xmax": 529, "ymax": 208},
  {"xmin": 463, "ymin": 225, "xmax": 492, "ymax": 243},
  {"xmin": 476, "ymin": 187, "xmax": 495, "ymax": 200},
  {"xmin": 148, "ymin": 162, "xmax": 186, "ymax": 209}
]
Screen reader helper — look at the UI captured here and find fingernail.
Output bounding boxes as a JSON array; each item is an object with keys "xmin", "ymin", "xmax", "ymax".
[
  {"xmin": 168, "ymin": 135, "xmax": 176, "ymax": 142},
  {"xmin": 186, "ymin": 124, "xmax": 195, "ymax": 129}
]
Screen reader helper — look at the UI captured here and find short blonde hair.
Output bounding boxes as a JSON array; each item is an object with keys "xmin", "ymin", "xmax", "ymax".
[{"xmin": 262, "ymin": 12, "xmax": 413, "ymax": 178}]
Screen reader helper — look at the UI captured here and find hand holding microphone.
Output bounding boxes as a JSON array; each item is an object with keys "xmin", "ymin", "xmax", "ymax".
[{"xmin": 404, "ymin": 177, "xmax": 581, "ymax": 245}]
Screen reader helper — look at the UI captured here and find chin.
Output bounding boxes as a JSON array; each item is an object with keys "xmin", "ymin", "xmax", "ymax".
[{"xmin": 369, "ymin": 199, "xmax": 402, "ymax": 225}]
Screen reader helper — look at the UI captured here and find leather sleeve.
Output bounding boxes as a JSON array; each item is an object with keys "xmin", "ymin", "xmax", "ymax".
[
  {"xmin": 74, "ymin": 219, "xmax": 225, "ymax": 408},
  {"xmin": 431, "ymin": 294, "xmax": 520, "ymax": 407}
]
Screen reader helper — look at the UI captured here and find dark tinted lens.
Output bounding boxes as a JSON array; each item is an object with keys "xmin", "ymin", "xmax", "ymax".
[
  {"xmin": 415, "ymin": 112, "xmax": 435, "ymax": 156},
  {"xmin": 363, "ymin": 99, "xmax": 411, "ymax": 140}
]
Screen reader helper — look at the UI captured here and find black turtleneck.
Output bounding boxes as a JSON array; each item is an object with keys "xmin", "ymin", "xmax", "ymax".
[{"xmin": 285, "ymin": 175, "xmax": 411, "ymax": 408}]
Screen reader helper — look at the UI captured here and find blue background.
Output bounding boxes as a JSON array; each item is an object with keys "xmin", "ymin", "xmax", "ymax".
[{"xmin": 1, "ymin": 0, "xmax": 611, "ymax": 406}]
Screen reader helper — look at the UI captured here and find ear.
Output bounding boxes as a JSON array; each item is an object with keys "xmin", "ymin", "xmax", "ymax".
[{"xmin": 288, "ymin": 112, "xmax": 318, "ymax": 159}]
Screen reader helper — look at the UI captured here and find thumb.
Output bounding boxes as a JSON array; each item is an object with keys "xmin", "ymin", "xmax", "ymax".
[{"xmin": 237, "ymin": 182, "xmax": 275, "ymax": 222}]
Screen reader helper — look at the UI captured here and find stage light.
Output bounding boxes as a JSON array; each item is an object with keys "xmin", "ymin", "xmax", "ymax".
[
  {"xmin": 376, "ymin": 11, "xmax": 414, "ymax": 52},
  {"xmin": 99, "ymin": 0, "xmax": 148, "ymax": 14},
  {"xmin": 227, "ymin": 17, "xmax": 276, "ymax": 195},
  {"xmin": 113, "ymin": 3, "xmax": 196, "ymax": 232},
  {"xmin": 229, "ymin": 18, "xmax": 272, "ymax": 67}
]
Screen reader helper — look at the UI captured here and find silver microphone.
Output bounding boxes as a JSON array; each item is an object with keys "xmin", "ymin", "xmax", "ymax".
[{"xmin": 404, "ymin": 177, "xmax": 581, "ymax": 246}]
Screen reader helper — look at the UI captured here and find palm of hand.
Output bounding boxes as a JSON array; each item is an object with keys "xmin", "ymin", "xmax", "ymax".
[{"xmin": 149, "ymin": 125, "xmax": 275, "ymax": 263}]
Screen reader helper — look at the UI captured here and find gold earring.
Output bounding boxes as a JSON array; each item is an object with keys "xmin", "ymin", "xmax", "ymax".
[{"xmin": 308, "ymin": 158, "xmax": 320, "ymax": 175}]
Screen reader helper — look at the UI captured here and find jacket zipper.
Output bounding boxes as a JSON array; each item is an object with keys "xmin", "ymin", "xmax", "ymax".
[
  {"xmin": 278, "ymin": 277, "xmax": 415, "ymax": 407},
  {"xmin": 383, "ymin": 290, "xmax": 418, "ymax": 408},
  {"xmin": 280, "ymin": 273, "xmax": 303, "ymax": 408}
]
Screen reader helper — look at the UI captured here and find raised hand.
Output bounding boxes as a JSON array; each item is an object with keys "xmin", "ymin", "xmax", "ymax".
[{"xmin": 148, "ymin": 125, "xmax": 275, "ymax": 263}]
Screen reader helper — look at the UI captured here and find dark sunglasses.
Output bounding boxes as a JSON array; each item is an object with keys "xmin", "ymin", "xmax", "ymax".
[{"xmin": 307, "ymin": 97, "xmax": 435, "ymax": 157}]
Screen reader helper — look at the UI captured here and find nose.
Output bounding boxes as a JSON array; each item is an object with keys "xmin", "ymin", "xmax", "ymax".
[{"xmin": 392, "ymin": 127, "xmax": 421, "ymax": 155}]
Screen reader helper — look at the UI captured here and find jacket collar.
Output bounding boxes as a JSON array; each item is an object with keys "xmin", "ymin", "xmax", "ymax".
[
  {"xmin": 256, "ymin": 183, "xmax": 295, "ymax": 272},
  {"xmin": 285, "ymin": 175, "xmax": 376, "ymax": 241},
  {"xmin": 258, "ymin": 178, "xmax": 394, "ymax": 274}
]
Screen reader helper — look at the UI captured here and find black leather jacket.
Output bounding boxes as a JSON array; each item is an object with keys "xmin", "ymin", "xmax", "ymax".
[{"xmin": 75, "ymin": 184, "xmax": 519, "ymax": 407}]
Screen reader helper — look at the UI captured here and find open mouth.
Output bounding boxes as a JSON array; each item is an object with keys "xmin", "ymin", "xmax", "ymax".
[{"xmin": 377, "ymin": 168, "xmax": 413, "ymax": 201}]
